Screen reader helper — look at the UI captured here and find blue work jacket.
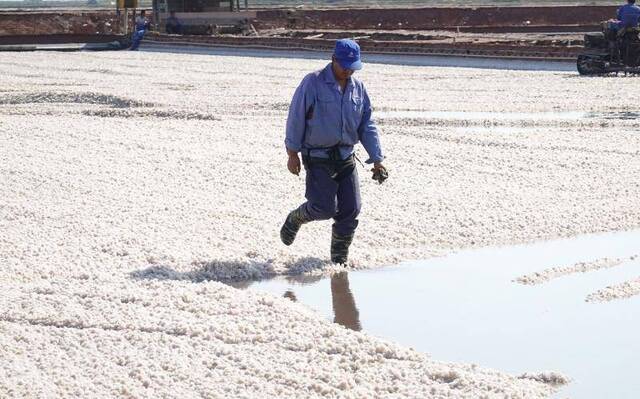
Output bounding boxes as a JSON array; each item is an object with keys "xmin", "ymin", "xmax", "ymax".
[
  {"xmin": 617, "ymin": 3, "xmax": 640, "ymax": 28},
  {"xmin": 135, "ymin": 16, "xmax": 149, "ymax": 31},
  {"xmin": 285, "ymin": 63, "xmax": 384, "ymax": 164}
]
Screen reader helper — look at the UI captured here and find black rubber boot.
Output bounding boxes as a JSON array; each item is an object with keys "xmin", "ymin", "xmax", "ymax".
[
  {"xmin": 331, "ymin": 229, "xmax": 355, "ymax": 265},
  {"xmin": 280, "ymin": 207, "xmax": 310, "ymax": 246}
]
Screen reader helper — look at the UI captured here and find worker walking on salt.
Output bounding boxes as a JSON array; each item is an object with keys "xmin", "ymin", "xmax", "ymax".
[
  {"xmin": 130, "ymin": 10, "xmax": 149, "ymax": 51},
  {"xmin": 280, "ymin": 39, "xmax": 387, "ymax": 264}
]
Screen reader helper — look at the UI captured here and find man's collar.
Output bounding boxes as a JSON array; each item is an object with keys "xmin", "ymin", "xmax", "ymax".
[
  {"xmin": 322, "ymin": 63, "xmax": 336, "ymax": 84},
  {"xmin": 322, "ymin": 62, "xmax": 354, "ymax": 87}
]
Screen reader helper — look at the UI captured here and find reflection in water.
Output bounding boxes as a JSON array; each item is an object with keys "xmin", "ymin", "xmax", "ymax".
[
  {"xmin": 283, "ymin": 290, "xmax": 297, "ymax": 302},
  {"xmin": 330, "ymin": 272, "xmax": 361, "ymax": 331},
  {"xmin": 282, "ymin": 272, "xmax": 362, "ymax": 331}
]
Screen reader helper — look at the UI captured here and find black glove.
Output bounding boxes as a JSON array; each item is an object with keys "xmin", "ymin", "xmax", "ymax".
[{"xmin": 371, "ymin": 167, "xmax": 388, "ymax": 184}]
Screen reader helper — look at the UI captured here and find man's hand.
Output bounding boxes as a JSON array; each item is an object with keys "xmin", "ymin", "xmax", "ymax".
[
  {"xmin": 287, "ymin": 150, "xmax": 301, "ymax": 176},
  {"xmin": 371, "ymin": 162, "xmax": 388, "ymax": 184}
]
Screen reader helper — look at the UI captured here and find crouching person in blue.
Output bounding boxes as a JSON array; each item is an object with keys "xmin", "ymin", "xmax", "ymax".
[
  {"xmin": 280, "ymin": 39, "xmax": 387, "ymax": 265},
  {"xmin": 130, "ymin": 10, "xmax": 149, "ymax": 51}
]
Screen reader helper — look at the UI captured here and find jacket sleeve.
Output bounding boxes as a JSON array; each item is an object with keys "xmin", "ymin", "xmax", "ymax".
[
  {"xmin": 357, "ymin": 85, "xmax": 384, "ymax": 164},
  {"xmin": 285, "ymin": 74, "xmax": 315, "ymax": 152}
]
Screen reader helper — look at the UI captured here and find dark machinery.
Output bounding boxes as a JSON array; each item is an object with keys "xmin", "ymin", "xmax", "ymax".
[{"xmin": 577, "ymin": 21, "xmax": 640, "ymax": 75}]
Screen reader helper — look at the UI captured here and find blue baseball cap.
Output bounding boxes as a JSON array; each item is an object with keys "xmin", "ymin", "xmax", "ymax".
[{"xmin": 334, "ymin": 39, "xmax": 362, "ymax": 71}]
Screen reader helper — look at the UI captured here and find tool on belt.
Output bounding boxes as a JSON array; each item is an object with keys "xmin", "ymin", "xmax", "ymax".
[{"xmin": 304, "ymin": 147, "xmax": 388, "ymax": 184}]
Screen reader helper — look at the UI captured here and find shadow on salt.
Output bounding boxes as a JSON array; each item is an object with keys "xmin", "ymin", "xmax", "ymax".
[
  {"xmin": 130, "ymin": 256, "xmax": 329, "ymax": 283},
  {"xmin": 238, "ymin": 229, "xmax": 640, "ymax": 399}
]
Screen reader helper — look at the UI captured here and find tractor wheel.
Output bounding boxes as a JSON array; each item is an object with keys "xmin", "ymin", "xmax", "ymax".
[{"xmin": 577, "ymin": 55, "xmax": 605, "ymax": 75}]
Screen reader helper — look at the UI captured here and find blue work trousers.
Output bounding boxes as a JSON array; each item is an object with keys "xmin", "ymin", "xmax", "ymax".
[
  {"xmin": 130, "ymin": 29, "xmax": 145, "ymax": 51},
  {"xmin": 300, "ymin": 155, "xmax": 361, "ymax": 236}
]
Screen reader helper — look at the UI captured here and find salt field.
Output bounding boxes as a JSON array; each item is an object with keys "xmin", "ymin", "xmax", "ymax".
[{"xmin": 1, "ymin": 47, "xmax": 639, "ymax": 397}]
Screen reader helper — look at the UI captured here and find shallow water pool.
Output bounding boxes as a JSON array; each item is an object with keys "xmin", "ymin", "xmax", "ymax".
[{"xmin": 237, "ymin": 229, "xmax": 640, "ymax": 398}]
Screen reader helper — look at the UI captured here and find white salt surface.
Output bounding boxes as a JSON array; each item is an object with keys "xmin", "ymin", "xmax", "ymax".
[
  {"xmin": 586, "ymin": 276, "xmax": 640, "ymax": 303},
  {"xmin": 1, "ymin": 49, "xmax": 639, "ymax": 397},
  {"xmin": 514, "ymin": 256, "xmax": 634, "ymax": 285}
]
